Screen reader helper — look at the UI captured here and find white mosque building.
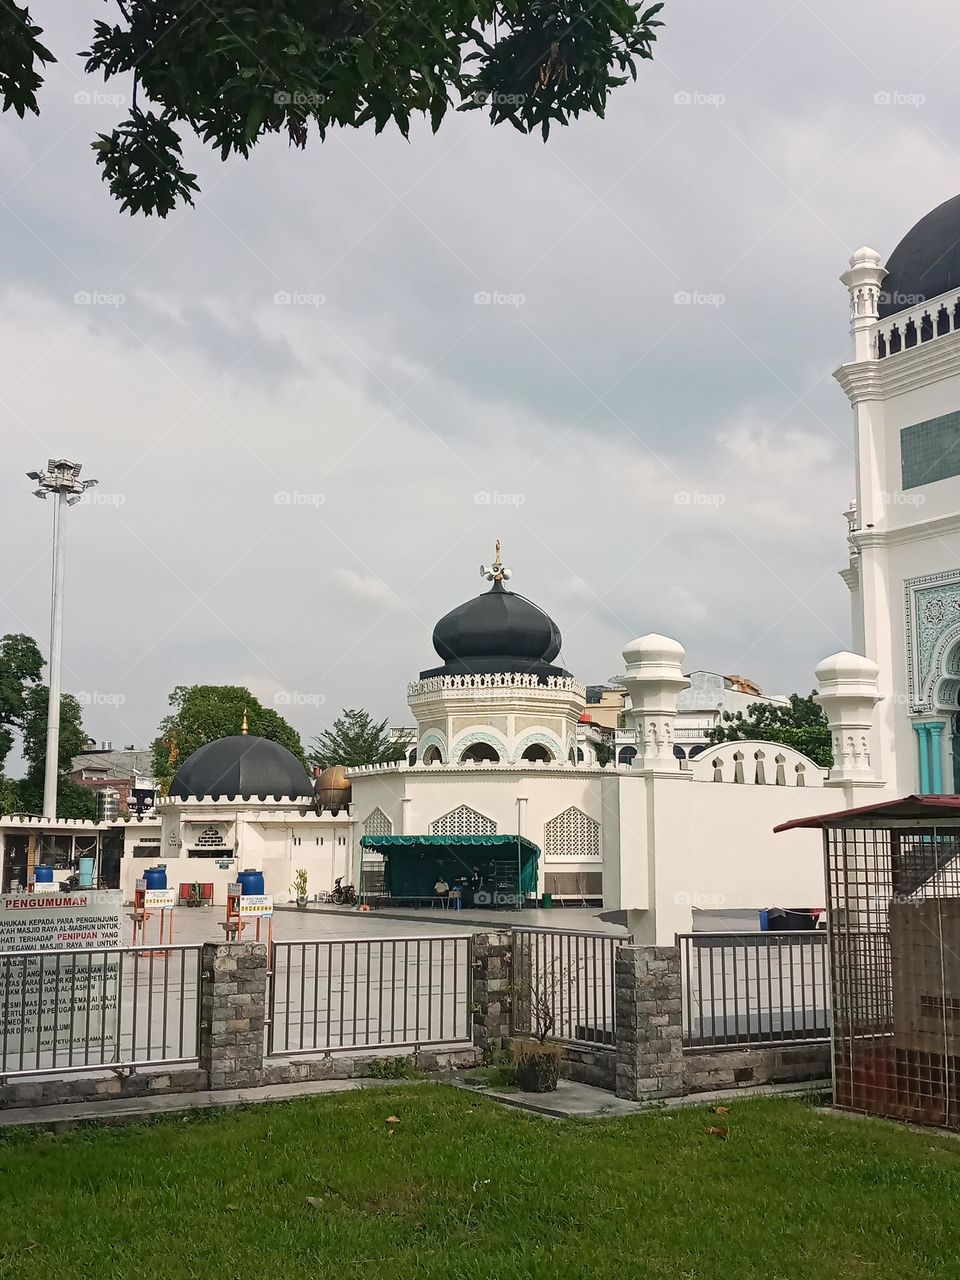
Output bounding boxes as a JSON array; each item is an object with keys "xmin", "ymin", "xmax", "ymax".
[{"xmin": 5, "ymin": 192, "xmax": 959, "ymax": 941}]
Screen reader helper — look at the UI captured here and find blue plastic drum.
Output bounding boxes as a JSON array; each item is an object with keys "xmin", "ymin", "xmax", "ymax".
[
  {"xmin": 237, "ymin": 869, "xmax": 265, "ymax": 896},
  {"xmin": 34, "ymin": 864, "xmax": 54, "ymax": 885},
  {"xmin": 143, "ymin": 866, "xmax": 168, "ymax": 890}
]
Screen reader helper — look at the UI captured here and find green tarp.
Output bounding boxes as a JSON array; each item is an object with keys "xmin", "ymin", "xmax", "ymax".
[{"xmin": 359, "ymin": 834, "xmax": 540, "ymax": 901}]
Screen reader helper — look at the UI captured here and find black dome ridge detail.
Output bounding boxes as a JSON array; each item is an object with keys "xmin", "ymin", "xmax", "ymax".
[
  {"xmin": 170, "ymin": 735, "xmax": 312, "ymax": 801},
  {"xmin": 879, "ymin": 193, "xmax": 960, "ymax": 318},
  {"xmin": 420, "ymin": 580, "xmax": 570, "ymax": 680}
]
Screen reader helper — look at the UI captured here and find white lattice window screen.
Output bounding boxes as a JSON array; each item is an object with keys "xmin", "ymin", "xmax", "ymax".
[
  {"xmin": 544, "ymin": 807, "xmax": 600, "ymax": 859},
  {"xmin": 363, "ymin": 807, "xmax": 392, "ymax": 837},
  {"xmin": 430, "ymin": 805, "xmax": 496, "ymax": 836}
]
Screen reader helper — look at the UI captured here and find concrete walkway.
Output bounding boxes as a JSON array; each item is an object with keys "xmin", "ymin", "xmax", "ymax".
[{"xmin": 0, "ymin": 1076, "xmax": 422, "ymax": 1131}]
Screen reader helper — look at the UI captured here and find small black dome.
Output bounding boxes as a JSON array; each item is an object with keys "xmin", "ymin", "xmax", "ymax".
[
  {"xmin": 879, "ymin": 193, "xmax": 960, "ymax": 318},
  {"xmin": 420, "ymin": 580, "xmax": 569, "ymax": 679},
  {"xmin": 170, "ymin": 735, "xmax": 311, "ymax": 801}
]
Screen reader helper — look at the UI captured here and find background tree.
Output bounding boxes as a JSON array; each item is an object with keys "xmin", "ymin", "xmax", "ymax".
[
  {"xmin": 152, "ymin": 685, "xmax": 306, "ymax": 793},
  {"xmin": 2, "ymin": 1, "xmax": 665, "ymax": 215},
  {"xmin": 10, "ymin": 686, "xmax": 97, "ymax": 819},
  {"xmin": 0, "ymin": 633, "xmax": 44, "ymax": 786},
  {"xmin": 707, "ymin": 692, "xmax": 833, "ymax": 769},
  {"xmin": 310, "ymin": 708, "xmax": 408, "ymax": 769}
]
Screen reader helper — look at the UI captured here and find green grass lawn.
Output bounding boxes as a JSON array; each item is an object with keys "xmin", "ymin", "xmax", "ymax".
[{"xmin": 1, "ymin": 1087, "xmax": 959, "ymax": 1279}]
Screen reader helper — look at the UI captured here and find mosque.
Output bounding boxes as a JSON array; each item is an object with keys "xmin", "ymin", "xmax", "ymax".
[{"xmin": 4, "ymin": 191, "xmax": 960, "ymax": 940}]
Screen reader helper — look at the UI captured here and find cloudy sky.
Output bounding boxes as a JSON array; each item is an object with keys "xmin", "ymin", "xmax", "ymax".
[{"xmin": 0, "ymin": 1, "xmax": 956, "ymax": 756}]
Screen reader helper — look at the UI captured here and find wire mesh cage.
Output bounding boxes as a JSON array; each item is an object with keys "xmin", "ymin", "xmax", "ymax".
[{"xmin": 828, "ymin": 821, "xmax": 960, "ymax": 1128}]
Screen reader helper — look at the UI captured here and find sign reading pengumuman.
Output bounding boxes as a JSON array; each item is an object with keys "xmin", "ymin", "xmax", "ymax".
[{"xmin": 0, "ymin": 891, "xmax": 123, "ymax": 1068}]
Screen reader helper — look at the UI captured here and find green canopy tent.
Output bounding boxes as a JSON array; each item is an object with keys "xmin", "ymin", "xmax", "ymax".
[{"xmin": 359, "ymin": 834, "xmax": 540, "ymax": 907}]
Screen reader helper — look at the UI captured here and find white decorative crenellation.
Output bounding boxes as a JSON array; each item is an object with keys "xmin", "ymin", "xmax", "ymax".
[
  {"xmin": 409, "ymin": 672, "xmax": 585, "ymax": 698},
  {"xmin": 690, "ymin": 741, "xmax": 825, "ymax": 787},
  {"xmin": 872, "ymin": 286, "xmax": 960, "ymax": 362}
]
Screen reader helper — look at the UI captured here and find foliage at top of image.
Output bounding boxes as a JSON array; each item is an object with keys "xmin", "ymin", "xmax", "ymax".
[
  {"xmin": 1, "ymin": 1, "xmax": 665, "ymax": 215},
  {"xmin": 707, "ymin": 691, "xmax": 833, "ymax": 769}
]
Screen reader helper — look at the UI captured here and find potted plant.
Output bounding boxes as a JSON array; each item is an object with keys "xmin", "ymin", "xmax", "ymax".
[
  {"xmin": 511, "ymin": 968, "xmax": 563, "ymax": 1093},
  {"xmin": 291, "ymin": 867, "xmax": 309, "ymax": 909}
]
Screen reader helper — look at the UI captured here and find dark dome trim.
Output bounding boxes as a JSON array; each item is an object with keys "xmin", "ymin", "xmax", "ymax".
[
  {"xmin": 170, "ymin": 735, "xmax": 312, "ymax": 801},
  {"xmin": 879, "ymin": 193, "xmax": 960, "ymax": 318}
]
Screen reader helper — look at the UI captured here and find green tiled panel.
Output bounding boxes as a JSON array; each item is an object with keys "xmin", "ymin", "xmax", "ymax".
[{"xmin": 901, "ymin": 413, "xmax": 960, "ymax": 490}]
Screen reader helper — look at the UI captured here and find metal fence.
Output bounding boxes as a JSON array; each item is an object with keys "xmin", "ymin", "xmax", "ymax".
[
  {"xmin": 678, "ymin": 931, "xmax": 830, "ymax": 1049},
  {"xmin": 0, "ymin": 945, "xmax": 202, "ymax": 1078},
  {"xmin": 512, "ymin": 926, "xmax": 620, "ymax": 1046},
  {"xmin": 266, "ymin": 935, "xmax": 473, "ymax": 1055}
]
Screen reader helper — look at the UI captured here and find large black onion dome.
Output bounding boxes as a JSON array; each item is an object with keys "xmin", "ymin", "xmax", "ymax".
[
  {"xmin": 879, "ymin": 193, "xmax": 960, "ymax": 318},
  {"xmin": 170, "ymin": 735, "xmax": 312, "ymax": 801},
  {"xmin": 420, "ymin": 580, "xmax": 570, "ymax": 679}
]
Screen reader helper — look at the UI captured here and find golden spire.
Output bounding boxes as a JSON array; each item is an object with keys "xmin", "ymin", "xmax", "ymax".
[{"xmin": 241, "ymin": 707, "xmax": 249, "ymax": 735}]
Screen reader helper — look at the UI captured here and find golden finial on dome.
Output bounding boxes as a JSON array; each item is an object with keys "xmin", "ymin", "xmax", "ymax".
[
  {"xmin": 241, "ymin": 707, "xmax": 249, "ymax": 735},
  {"xmin": 480, "ymin": 539, "xmax": 512, "ymax": 584}
]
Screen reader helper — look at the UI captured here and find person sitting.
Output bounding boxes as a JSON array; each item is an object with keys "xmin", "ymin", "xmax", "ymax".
[{"xmin": 433, "ymin": 877, "xmax": 450, "ymax": 908}]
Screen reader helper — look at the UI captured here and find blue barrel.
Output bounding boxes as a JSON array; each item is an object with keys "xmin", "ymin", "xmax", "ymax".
[
  {"xmin": 144, "ymin": 865, "xmax": 167, "ymax": 890},
  {"xmin": 78, "ymin": 856, "xmax": 96, "ymax": 889},
  {"xmin": 34, "ymin": 864, "xmax": 54, "ymax": 885},
  {"xmin": 237, "ymin": 869, "xmax": 265, "ymax": 896}
]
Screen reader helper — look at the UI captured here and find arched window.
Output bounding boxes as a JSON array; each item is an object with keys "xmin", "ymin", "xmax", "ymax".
[
  {"xmin": 521, "ymin": 743, "xmax": 552, "ymax": 763},
  {"xmin": 460, "ymin": 742, "xmax": 500, "ymax": 763},
  {"xmin": 422, "ymin": 744, "xmax": 442, "ymax": 765},
  {"xmin": 618, "ymin": 745, "xmax": 637, "ymax": 766}
]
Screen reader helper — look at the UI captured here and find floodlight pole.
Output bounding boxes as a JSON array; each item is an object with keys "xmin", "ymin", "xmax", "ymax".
[{"xmin": 27, "ymin": 460, "xmax": 98, "ymax": 819}]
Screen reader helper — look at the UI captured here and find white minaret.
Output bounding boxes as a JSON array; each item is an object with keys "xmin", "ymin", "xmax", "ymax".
[{"xmin": 620, "ymin": 634, "xmax": 690, "ymax": 772}]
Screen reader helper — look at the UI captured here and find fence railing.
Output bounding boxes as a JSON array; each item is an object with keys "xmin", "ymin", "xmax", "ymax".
[
  {"xmin": 512, "ymin": 926, "xmax": 621, "ymax": 1046},
  {"xmin": 266, "ymin": 935, "xmax": 473, "ymax": 1055},
  {"xmin": 0, "ymin": 945, "xmax": 202, "ymax": 1078},
  {"xmin": 678, "ymin": 931, "xmax": 830, "ymax": 1049}
]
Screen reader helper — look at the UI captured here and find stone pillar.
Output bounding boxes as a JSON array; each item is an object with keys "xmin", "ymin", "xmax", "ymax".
[
  {"xmin": 471, "ymin": 931, "xmax": 512, "ymax": 1060},
  {"xmin": 839, "ymin": 246, "xmax": 886, "ymax": 363},
  {"xmin": 620, "ymin": 634, "xmax": 690, "ymax": 773},
  {"xmin": 199, "ymin": 941, "xmax": 267, "ymax": 1090},
  {"xmin": 615, "ymin": 944, "xmax": 684, "ymax": 1101},
  {"xmin": 815, "ymin": 651, "xmax": 883, "ymax": 785}
]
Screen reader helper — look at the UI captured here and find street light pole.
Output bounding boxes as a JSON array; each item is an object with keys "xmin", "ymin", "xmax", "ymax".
[{"xmin": 27, "ymin": 460, "xmax": 98, "ymax": 818}]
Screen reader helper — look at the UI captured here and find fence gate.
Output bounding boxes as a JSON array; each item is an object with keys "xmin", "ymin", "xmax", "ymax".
[
  {"xmin": 511, "ymin": 927, "xmax": 620, "ymax": 1046},
  {"xmin": 266, "ymin": 934, "xmax": 473, "ymax": 1055}
]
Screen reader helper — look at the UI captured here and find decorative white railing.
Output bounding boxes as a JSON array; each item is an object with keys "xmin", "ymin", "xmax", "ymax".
[
  {"xmin": 873, "ymin": 286, "xmax": 960, "ymax": 361},
  {"xmin": 408, "ymin": 672, "xmax": 586, "ymax": 698}
]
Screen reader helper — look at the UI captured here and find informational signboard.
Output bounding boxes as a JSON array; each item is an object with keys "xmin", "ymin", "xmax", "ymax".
[
  {"xmin": 144, "ymin": 888, "xmax": 177, "ymax": 911},
  {"xmin": 239, "ymin": 894, "xmax": 273, "ymax": 919},
  {"xmin": 0, "ymin": 891, "xmax": 123, "ymax": 1068}
]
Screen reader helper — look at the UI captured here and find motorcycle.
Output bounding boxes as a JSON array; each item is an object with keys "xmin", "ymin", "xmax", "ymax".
[{"xmin": 332, "ymin": 876, "xmax": 357, "ymax": 906}]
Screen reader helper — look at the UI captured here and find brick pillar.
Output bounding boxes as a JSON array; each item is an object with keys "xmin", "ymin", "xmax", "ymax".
[
  {"xmin": 472, "ymin": 931, "xmax": 512, "ymax": 1060},
  {"xmin": 199, "ymin": 942, "xmax": 267, "ymax": 1090},
  {"xmin": 615, "ymin": 945, "xmax": 684, "ymax": 1101}
]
